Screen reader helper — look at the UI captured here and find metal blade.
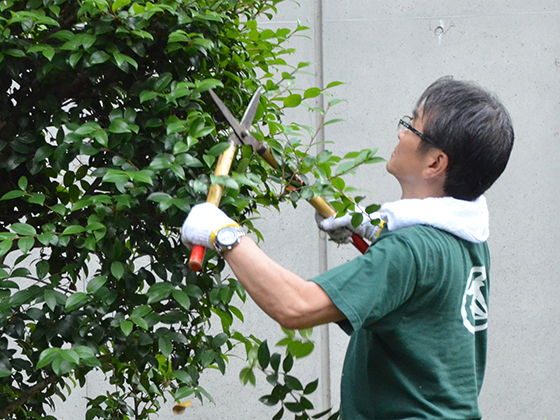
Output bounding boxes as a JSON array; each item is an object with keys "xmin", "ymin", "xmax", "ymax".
[
  {"xmin": 209, "ymin": 89, "xmax": 250, "ymax": 142},
  {"xmin": 240, "ymin": 87, "xmax": 261, "ymax": 129}
]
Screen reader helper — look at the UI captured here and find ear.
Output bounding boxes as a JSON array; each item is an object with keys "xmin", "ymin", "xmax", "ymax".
[{"xmin": 423, "ymin": 150, "xmax": 448, "ymax": 179}]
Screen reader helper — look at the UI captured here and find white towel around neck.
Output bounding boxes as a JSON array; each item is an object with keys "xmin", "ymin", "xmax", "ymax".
[{"xmin": 379, "ymin": 196, "xmax": 489, "ymax": 243}]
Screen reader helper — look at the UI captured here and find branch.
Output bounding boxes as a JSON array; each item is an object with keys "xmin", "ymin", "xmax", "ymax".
[{"xmin": 0, "ymin": 374, "xmax": 59, "ymax": 418}]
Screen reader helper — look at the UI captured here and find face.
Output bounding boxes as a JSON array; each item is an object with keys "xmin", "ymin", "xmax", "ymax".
[{"xmin": 386, "ymin": 114, "xmax": 432, "ymax": 184}]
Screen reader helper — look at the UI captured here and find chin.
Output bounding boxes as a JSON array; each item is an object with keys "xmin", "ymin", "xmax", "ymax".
[{"xmin": 385, "ymin": 161, "xmax": 394, "ymax": 175}]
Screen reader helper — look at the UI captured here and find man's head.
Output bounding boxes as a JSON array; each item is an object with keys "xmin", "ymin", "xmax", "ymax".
[{"xmin": 414, "ymin": 77, "xmax": 514, "ymax": 201}]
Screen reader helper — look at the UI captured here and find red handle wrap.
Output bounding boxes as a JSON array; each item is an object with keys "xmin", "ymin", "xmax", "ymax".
[
  {"xmin": 188, "ymin": 245, "xmax": 205, "ymax": 271},
  {"xmin": 351, "ymin": 233, "xmax": 369, "ymax": 254}
]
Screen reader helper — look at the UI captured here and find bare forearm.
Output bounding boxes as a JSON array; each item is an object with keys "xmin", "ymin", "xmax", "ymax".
[{"xmin": 223, "ymin": 236, "xmax": 344, "ymax": 329}]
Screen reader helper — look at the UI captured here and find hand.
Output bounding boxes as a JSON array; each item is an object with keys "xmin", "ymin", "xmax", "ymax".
[
  {"xmin": 181, "ymin": 202, "xmax": 238, "ymax": 249},
  {"xmin": 315, "ymin": 205, "xmax": 383, "ymax": 244}
]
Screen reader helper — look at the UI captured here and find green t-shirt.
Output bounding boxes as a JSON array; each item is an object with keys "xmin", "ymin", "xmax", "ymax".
[{"xmin": 311, "ymin": 225, "xmax": 490, "ymax": 420}]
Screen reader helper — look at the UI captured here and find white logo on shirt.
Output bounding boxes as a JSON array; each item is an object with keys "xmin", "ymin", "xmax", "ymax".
[{"xmin": 461, "ymin": 266, "xmax": 488, "ymax": 334}]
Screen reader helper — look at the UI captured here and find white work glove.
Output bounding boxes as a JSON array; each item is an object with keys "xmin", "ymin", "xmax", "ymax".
[
  {"xmin": 315, "ymin": 206, "xmax": 383, "ymax": 244},
  {"xmin": 181, "ymin": 202, "xmax": 239, "ymax": 249}
]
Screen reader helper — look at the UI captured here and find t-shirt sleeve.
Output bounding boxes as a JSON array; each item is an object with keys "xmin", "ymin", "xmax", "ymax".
[{"xmin": 310, "ymin": 233, "xmax": 418, "ymax": 334}]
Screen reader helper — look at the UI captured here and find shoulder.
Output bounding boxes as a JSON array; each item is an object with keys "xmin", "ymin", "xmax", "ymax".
[
  {"xmin": 375, "ymin": 225, "xmax": 487, "ymax": 265},
  {"xmin": 377, "ymin": 224, "xmax": 482, "ymax": 248},
  {"xmin": 375, "ymin": 225, "xmax": 446, "ymax": 250}
]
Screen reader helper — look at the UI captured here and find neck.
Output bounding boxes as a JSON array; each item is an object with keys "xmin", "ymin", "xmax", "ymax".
[{"xmin": 399, "ymin": 181, "xmax": 446, "ymax": 200}]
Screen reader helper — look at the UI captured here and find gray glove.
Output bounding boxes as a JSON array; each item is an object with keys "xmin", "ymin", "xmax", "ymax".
[{"xmin": 315, "ymin": 206, "xmax": 383, "ymax": 244}]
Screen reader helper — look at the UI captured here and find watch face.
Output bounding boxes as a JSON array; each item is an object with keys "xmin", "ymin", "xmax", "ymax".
[{"xmin": 217, "ymin": 227, "xmax": 238, "ymax": 246}]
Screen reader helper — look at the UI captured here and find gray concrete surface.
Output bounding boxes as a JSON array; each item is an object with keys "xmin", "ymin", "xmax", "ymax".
[{"xmin": 51, "ymin": 1, "xmax": 559, "ymax": 419}]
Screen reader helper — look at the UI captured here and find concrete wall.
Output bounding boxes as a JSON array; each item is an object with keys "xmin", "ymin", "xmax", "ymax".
[{"xmin": 53, "ymin": 1, "xmax": 560, "ymax": 419}]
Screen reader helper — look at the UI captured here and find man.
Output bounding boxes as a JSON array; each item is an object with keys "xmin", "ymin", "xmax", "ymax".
[{"xmin": 181, "ymin": 77, "xmax": 514, "ymax": 419}]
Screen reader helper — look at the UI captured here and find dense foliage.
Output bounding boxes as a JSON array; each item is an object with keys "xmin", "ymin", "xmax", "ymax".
[{"xmin": 0, "ymin": 0, "xmax": 382, "ymax": 419}]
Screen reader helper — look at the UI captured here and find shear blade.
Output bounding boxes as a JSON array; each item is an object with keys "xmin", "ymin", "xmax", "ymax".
[{"xmin": 209, "ymin": 88, "xmax": 262, "ymax": 150}]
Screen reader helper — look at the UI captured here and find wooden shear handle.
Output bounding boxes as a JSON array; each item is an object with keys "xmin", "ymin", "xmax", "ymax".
[
  {"xmin": 188, "ymin": 142, "xmax": 237, "ymax": 271},
  {"xmin": 309, "ymin": 195, "xmax": 369, "ymax": 254},
  {"xmin": 259, "ymin": 144, "xmax": 369, "ymax": 255}
]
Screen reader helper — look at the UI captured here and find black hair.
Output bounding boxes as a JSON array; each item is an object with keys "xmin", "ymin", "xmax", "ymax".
[{"xmin": 415, "ymin": 77, "xmax": 514, "ymax": 201}]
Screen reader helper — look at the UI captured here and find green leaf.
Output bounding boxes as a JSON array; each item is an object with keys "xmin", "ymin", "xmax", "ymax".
[
  {"xmin": 5, "ymin": 49, "xmax": 26, "ymax": 57},
  {"xmin": 173, "ymin": 370, "xmax": 193, "ymax": 385},
  {"xmin": 175, "ymin": 386, "xmax": 195, "ymax": 400},
  {"xmin": 172, "ymin": 289, "xmax": 191, "ymax": 310},
  {"xmin": 132, "ymin": 170, "xmax": 154, "ymax": 185},
  {"xmin": 1, "ymin": 239, "xmax": 15, "ymax": 257},
  {"xmin": 113, "ymin": 52, "xmax": 138, "ymax": 70},
  {"xmin": 211, "ymin": 333, "xmax": 228, "ymax": 349},
  {"xmin": 34, "ymin": 145, "xmax": 53, "ymax": 162},
  {"xmin": 44, "ymin": 290, "xmax": 57, "ymax": 311},
  {"xmin": 61, "ymin": 225, "xmax": 86, "ymax": 235},
  {"xmin": 89, "ymin": 50, "xmax": 110, "ymax": 65},
  {"xmin": 11, "ymin": 223, "xmax": 37, "ymax": 236},
  {"xmin": 60, "ymin": 349, "xmax": 80, "ymax": 365},
  {"xmin": 154, "ymin": 73, "xmax": 173, "ymax": 91},
  {"xmin": 131, "ymin": 305, "xmax": 152, "ymax": 319},
  {"xmin": 147, "ymin": 283, "xmax": 174, "ymax": 304},
  {"xmin": 87, "ymin": 276, "xmax": 108, "ymax": 293},
  {"xmin": 28, "ymin": 193, "xmax": 46, "ymax": 206},
  {"xmin": 304, "ymin": 378, "xmax": 319, "ymax": 395},
  {"xmin": 111, "ymin": 261, "xmax": 125, "ymax": 280},
  {"xmin": 335, "ymin": 161, "xmax": 355, "ymax": 176},
  {"xmin": 195, "ymin": 78, "xmax": 223, "ymax": 93},
  {"xmin": 258, "ymin": 340, "xmax": 270, "ymax": 369},
  {"xmin": 51, "ymin": 204, "xmax": 67, "ymax": 215},
  {"xmin": 18, "ymin": 236, "xmax": 34, "ymax": 253},
  {"xmin": 283, "ymin": 94, "xmax": 302, "ymax": 108},
  {"xmin": 140, "ymin": 90, "xmax": 158, "ymax": 103},
  {"xmin": 239, "ymin": 367, "xmax": 256, "ymax": 386},
  {"xmin": 351, "ymin": 212, "xmax": 363, "ymax": 229},
  {"xmin": 75, "ymin": 121, "xmax": 102, "ymax": 135},
  {"xmin": 65, "ymin": 292, "xmax": 89, "ymax": 311},
  {"xmin": 284, "ymin": 375, "xmax": 303, "ymax": 391},
  {"xmin": 74, "ymin": 346, "xmax": 100, "ymax": 367},
  {"xmin": 18, "ymin": 176, "xmax": 28, "ymax": 190},
  {"xmin": 326, "ymin": 81, "xmax": 344, "ymax": 89},
  {"xmin": 259, "ymin": 395, "xmax": 279, "ymax": 406},
  {"xmin": 303, "ymin": 87, "xmax": 322, "ymax": 99},
  {"xmin": 120, "ymin": 320, "xmax": 133, "ymax": 336},
  {"xmin": 108, "ymin": 118, "xmax": 132, "ymax": 134},
  {"xmin": 103, "ymin": 170, "xmax": 129, "ymax": 184},
  {"xmin": 272, "ymin": 407, "xmax": 284, "ymax": 420},
  {"xmin": 36, "ymin": 348, "xmax": 60, "ymax": 369},
  {"xmin": 270, "ymin": 353, "xmax": 281, "ymax": 372},
  {"xmin": 93, "ymin": 130, "xmax": 108, "ymax": 147},
  {"xmin": 284, "ymin": 401, "xmax": 304, "ymax": 413},
  {"xmin": 366, "ymin": 204, "xmax": 381, "ymax": 213},
  {"xmin": 207, "ymin": 142, "xmax": 232, "ymax": 157},
  {"xmin": 159, "ymin": 337, "xmax": 173, "ymax": 357},
  {"xmin": 1, "ymin": 190, "xmax": 26, "ymax": 201},
  {"xmin": 131, "ymin": 316, "xmax": 148, "ymax": 330},
  {"xmin": 68, "ymin": 51, "xmax": 83, "ymax": 68},
  {"xmin": 283, "ymin": 353, "xmax": 293, "ymax": 373},
  {"xmin": 299, "ymin": 328, "xmax": 313, "ymax": 339},
  {"xmin": 203, "ymin": 154, "xmax": 215, "ymax": 168},
  {"xmin": 36, "ymin": 260, "xmax": 49, "ymax": 280},
  {"xmin": 324, "ymin": 118, "xmax": 344, "ymax": 127}
]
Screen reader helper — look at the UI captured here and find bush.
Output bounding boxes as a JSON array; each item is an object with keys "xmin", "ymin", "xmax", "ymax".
[{"xmin": 0, "ymin": 1, "xmax": 382, "ymax": 418}]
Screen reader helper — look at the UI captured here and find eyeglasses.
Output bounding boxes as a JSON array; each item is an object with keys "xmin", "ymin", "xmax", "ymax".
[{"xmin": 398, "ymin": 116, "xmax": 441, "ymax": 149}]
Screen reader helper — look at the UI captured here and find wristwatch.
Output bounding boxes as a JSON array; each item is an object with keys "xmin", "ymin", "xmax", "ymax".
[{"xmin": 213, "ymin": 225, "xmax": 245, "ymax": 255}]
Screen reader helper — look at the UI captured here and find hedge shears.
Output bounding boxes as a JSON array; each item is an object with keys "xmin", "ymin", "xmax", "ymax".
[{"xmin": 188, "ymin": 89, "xmax": 369, "ymax": 271}]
